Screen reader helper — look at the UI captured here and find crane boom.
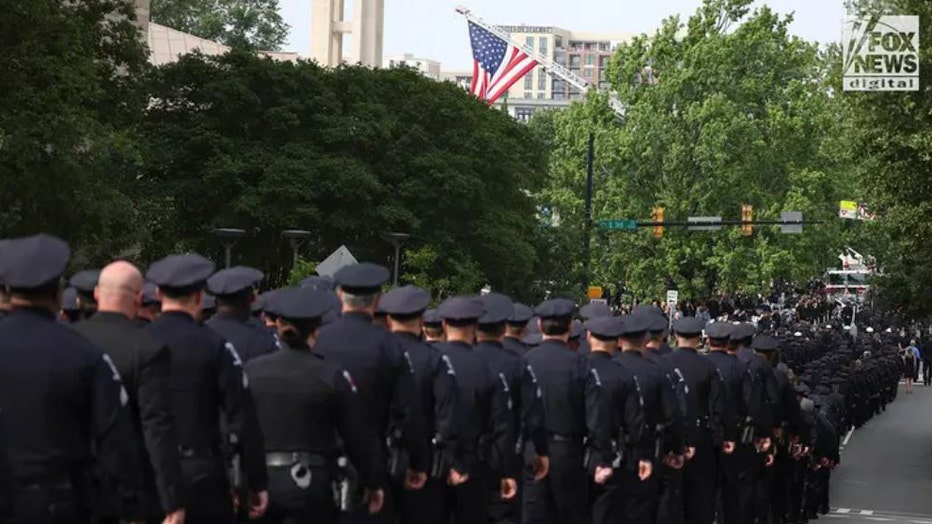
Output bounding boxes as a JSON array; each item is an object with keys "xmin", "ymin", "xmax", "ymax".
[{"xmin": 455, "ymin": 5, "xmax": 626, "ymax": 119}]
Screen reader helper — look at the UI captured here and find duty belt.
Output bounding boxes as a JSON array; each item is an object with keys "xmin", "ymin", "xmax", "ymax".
[
  {"xmin": 266, "ymin": 451, "xmax": 330, "ymax": 468},
  {"xmin": 178, "ymin": 446, "xmax": 219, "ymax": 459},
  {"xmin": 549, "ymin": 433, "xmax": 581, "ymax": 444}
]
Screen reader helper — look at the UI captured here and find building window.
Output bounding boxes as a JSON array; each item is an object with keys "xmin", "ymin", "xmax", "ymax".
[
  {"xmin": 537, "ymin": 92, "xmax": 546, "ymax": 99},
  {"xmin": 538, "ymin": 73, "xmax": 546, "ymax": 90},
  {"xmin": 599, "ymin": 56, "xmax": 609, "ymax": 69},
  {"xmin": 569, "ymin": 55, "xmax": 581, "ymax": 67},
  {"xmin": 525, "ymin": 36, "xmax": 534, "ymax": 49},
  {"xmin": 586, "ymin": 54, "xmax": 595, "ymax": 66},
  {"xmin": 524, "ymin": 91, "xmax": 532, "ymax": 99},
  {"xmin": 599, "ymin": 42, "xmax": 611, "ymax": 52},
  {"xmin": 554, "ymin": 36, "xmax": 563, "ymax": 48},
  {"xmin": 524, "ymin": 74, "xmax": 533, "ymax": 90},
  {"xmin": 539, "ymin": 37, "xmax": 548, "ymax": 55},
  {"xmin": 583, "ymin": 68, "xmax": 592, "ymax": 78},
  {"xmin": 515, "ymin": 107, "xmax": 535, "ymax": 122}
]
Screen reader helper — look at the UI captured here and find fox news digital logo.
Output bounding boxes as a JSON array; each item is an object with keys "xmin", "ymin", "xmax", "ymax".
[{"xmin": 843, "ymin": 15, "xmax": 919, "ymax": 92}]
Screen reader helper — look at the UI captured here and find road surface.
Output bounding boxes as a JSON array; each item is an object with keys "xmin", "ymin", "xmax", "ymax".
[{"xmin": 827, "ymin": 383, "xmax": 932, "ymax": 523}]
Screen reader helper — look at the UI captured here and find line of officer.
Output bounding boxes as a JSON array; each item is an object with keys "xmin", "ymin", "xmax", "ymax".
[
  {"xmin": 503, "ymin": 303, "xmax": 534, "ymax": 355},
  {"xmin": 313, "ymin": 263, "xmax": 430, "ymax": 523},
  {"xmin": 244, "ymin": 287, "xmax": 386, "ymax": 523},
  {"xmin": 433, "ymin": 296, "xmax": 517, "ymax": 522},
  {"xmin": 144, "ymin": 253, "xmax": 269, "ymax": 522},
  {"xmin": 73, "ymin": 261, "xmax": 185, "ymax": 524},
  {"xmin": 0, "ymin": 234, "xmax": 141, "ymax": 523},
  {"xmin": 585, "ymin": 316, "xmax": 654, "ymax": 524},
  {"xmin": 523, "ymin": 298, "xmax": 604, "ymax": 524},
  {"xmin": 205, "ymin": 266, "xmax": 280, "ymax": 363},
  {"xmin": 379, "ymin": 285, "xmax": 461, "ymax": 524},
  {"xmin": 476, "ymin": 293, "xmax": 549, "ymax": 524}
]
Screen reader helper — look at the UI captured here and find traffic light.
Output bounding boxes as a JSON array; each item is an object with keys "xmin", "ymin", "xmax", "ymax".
[
  {"xmin": 741, "ymin": 205, "xmax": 753, "ymax": 236},
  {"xmin": 652, "ymin": 207, "xmax": 664, "ymax": 238}
]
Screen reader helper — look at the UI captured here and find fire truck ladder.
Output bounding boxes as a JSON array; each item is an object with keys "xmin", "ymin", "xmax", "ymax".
[{"xmin": 455, "ymin": 5, "xmax": 626, "ymax": 119}]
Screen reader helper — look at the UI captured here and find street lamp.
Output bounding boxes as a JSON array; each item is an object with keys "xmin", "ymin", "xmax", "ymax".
[
  {"xmin": 282, "ymin": 229, "xmax": 312, "ymax": 269},
  {"xmin": 385, "ymin": 232, "xmax": 411, "ymax": 287},
  {"xmin": 212, "ymin": 228, "xmax": 246, "ymax": 269}
]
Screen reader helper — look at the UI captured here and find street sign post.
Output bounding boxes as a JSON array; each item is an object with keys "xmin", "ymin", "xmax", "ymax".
[
  {"xmin": 687, "ymin": 217, "xmax": 723, "ymax": 231},
  {"xmin": 781, "ymin": 211, "xmax": 803, "ymax": 234},
  {"xmin": 666, "ymin": 290, "xmax": 679, "ymax": 332},
  {"xmin": 596, "ymin": 219, "xmax": 638, "ymax": 231}
]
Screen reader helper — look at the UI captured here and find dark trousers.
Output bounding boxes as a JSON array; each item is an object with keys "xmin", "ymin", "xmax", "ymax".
[
  {"xmin": 489, "ymin": 472, "xmax": 521, "ymax": 524},
  {"xmin": 923, "ymin": 361, "xmax": 932, "ymax": 385},
  {"xmin": 263, "ymin": 464, "xmax": 338, "ymax": 524},
  {"xmin": 440, "ymin": 461, "xmax": 493, "ymax": 523},
  {"xmin": 396, "ymin": 477, "xmax": 444, "ymax": 524},
  {"xmin": 753, "ymin": 455, "xmax": 773, "ymax": 524},
  {"xmin": 9, "ymin": 483, "xmax": 88, "ymax": 524},
  {"xmin": 592, "ymin": 466, "xmax": 656, "ymax": 524},
  {"xmin": 655, "ymin": 465, "xmax": 683, "ymax": 524},
  {"xmin": 179, "ymin": 457, "xmax": 233, "ymax": 523},
  {"xmin": 682, "ymin": 441, "xmax": 716, "ymax": 524},
  {"xmin": 522, "ymin": 442, "xmax": 589, "ymax": 524},
  {"xmin": 717, "ymin": 447, "xmax": 754, "ymax": 524}
]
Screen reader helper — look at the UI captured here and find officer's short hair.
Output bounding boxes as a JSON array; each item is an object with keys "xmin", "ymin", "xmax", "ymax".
[
  {"xmin": 340, "ymin": 290, "xmax": 378, "ymax": 309},
  {"xmin": 478, "ymin": 322, "xmax": 507, "ymax": 337},
  {"xmin": 540, "ymin": 316, "xmax": 572, "ymax": 336},
  {"xmin": 423, "ymin": 325, "xmax": 444, "ymax": 338}
]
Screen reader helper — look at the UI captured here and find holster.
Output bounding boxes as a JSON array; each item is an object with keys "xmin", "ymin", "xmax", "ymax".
[
  {"xmin": 430, "ymin": 436, "xmax": 450, "ymax": 481},
  {"xmin": 740, "ymin": 417, "xmax": 755, "ymax": 445},
  {"xmin": 386, "ymin": 428, "xmax": 409, "ymax": 479},
  {"xmin": 331, "ymin": 457, "xmax": 363, "ymax": 512}
]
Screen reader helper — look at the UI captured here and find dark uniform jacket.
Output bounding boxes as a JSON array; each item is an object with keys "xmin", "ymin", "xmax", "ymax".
[
  {"xmin": 145, "ymin": 311, "xmax": 268, "ymax": 492},
  {"xmin": 663, "ymin": 348, "xmax": 727, "ymax": 447},
  {"xmin": 245, "ymin": 342, "xmax": 386, "ymax": 489},
  {"xmin": 206, "ymin": 312, "xmax": 279, "ymax": 363},
  {"xmin": 705, "ymin": 350, "xmax": 769, "ymax": 442},
  {"xmin": 74, "ymin": 311, "xmax": 184, "ymax": 517},
  {"xmin": 616, "ymin": 349, "xmax": 683, "ymax": 458},
  {"xmin": 587, "ymin": 351, "xmax": 651, "ymax": 468},
  {"xmin": 0, "ymin": 308, "xmax": 140, "ymax": 517}
]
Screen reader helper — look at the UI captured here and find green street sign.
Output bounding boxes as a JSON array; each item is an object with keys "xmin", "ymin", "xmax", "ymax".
[{"xmin": 597, "ymin": 219, "xmax": 638, "ymax": 230}]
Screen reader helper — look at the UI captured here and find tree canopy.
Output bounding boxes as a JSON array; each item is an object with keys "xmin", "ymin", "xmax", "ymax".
[{"xmin": 151, "ymin": 0, "xmax": 290, "ymax": 50}]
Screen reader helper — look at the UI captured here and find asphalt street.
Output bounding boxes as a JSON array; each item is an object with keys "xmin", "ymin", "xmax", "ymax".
[{"xmin": 826, "ymin": 383, "xmax": 932, "ymax": 524}]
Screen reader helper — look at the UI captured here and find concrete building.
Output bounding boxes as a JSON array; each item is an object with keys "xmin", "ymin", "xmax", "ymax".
[
  {"xmin": 311, "ymin": 0, "xmax": 385, "ymax": 68},
  {"xmin": 386, "ymin": 54, "xmax": 442, "ymax": 80}
]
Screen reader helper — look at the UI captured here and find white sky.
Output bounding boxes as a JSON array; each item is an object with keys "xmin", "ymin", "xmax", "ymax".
[{"xmin": 279, "ymin": 0, "xmax": 847, "ymax": 70}]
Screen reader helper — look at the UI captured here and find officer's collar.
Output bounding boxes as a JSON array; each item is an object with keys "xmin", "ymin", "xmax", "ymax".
[
  {"xmin": 91, "ymin": 310, "xmax": 134, "ymax": 323},
  {"xmin": 475, "ymin": 339, "xmax": 504, "ymax": 348},
  {"xmin": 344, "ymin": 311, "xmax": 373, "ymax": 322},
  {"xmin": 10, "ymin": 306, "xmax": 56, "ymax": 321},
  {"xmin": 161, "ymin": 310, "xmax": 196, "ymax": 322}
]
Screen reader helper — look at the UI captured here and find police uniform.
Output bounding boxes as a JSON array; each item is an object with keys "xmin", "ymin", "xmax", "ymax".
[
  {"xmin": 380, "ymin": 285, "xmax": 461, "ymax": 524},
  {"xmin": 434, "ymin": 296, "xmax": 515, "ymax": 522},
  {"xmin": 0, "ymin": 405, "xmax": 12, "ymax": 519},
  {"xmin": 314, "ymin": 263, "xmax": 429, "ymax": 523},
  {"xmin": 0, "ymin": 234, "xmax": 141, "ymax": 523},
  {"xmin": 523, "ymin": 298, "xmax": 603, "ymax": 524},
  {"xmin": 476, "ymin": 293, "xmax": 547, "ymax": 524},
  {"xmin": 144, "ymin": 253, "xmax": 268, "ymax": 522},
  {"xmin": 245, "ymin": 288, "xmax": 386, "ymax": 524},
  {"xmin": 69, "ymin": 268, "xmax": 100, "ymax": 322},
  {"xmin": 585, "ymin": 316, "xmax": 652, "ymax": 524},
  {"xmin": 205, "ymin": 266, "xmax": 280, "ymax": 363},
  {"xmin": 74, "ymin": 306, "xmax": 184, "ymax": 521},
  {"xmin": 503, "ymin": 303, "xmax": 534, "ymax": 356},
  {"xmin": 60, "ymin": 286, "xmax": 81, "ymax": 323},
  {"xmin": 136, "ymin": 282, "xmax": 161, "ymax": 326}
]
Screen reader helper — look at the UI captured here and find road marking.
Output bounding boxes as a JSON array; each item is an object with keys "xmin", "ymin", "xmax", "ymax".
[
  {"xmin": 863, "ymin": 510, "xmax": 875, "ymax": 515},
  {"xmin": 843, "ymin": 427, "xmax": 855, "ymax": 446},
  {"xmin": 838, "ymin": 509, "xmax": 852, "ymax": 514}
]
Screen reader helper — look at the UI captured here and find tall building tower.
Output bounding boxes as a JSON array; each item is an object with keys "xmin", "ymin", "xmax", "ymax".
[{"xmin": 311, "ymin": 0, "xmax": 384, "ymax": 68}]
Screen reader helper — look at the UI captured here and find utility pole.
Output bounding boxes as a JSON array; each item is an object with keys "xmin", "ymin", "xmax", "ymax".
[{"xmin": 582, "ymin": 132, "xmax": 595, "ymax": 290}]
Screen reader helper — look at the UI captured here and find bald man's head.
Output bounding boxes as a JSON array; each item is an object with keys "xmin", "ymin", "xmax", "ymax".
[{"xmin": 95, "ymin": 261, "xmax": 144, "ymax": 318}]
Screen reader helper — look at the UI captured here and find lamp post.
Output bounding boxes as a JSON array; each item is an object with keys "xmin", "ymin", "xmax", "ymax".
[
  {"xmin": 385, "ymin": 232, "xmax": 410, "ymax": 287},
  {"xmin": 212, "ymin": 228, "xmax": 246, "ymax": 269},
  {"xmin": 282, "ymin": 230, "xmax": 312, "ymax": 269}
]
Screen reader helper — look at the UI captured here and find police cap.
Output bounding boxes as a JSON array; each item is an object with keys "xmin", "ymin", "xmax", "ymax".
[
  {"xmin": 580, "ymin": 302, "xmax": 611, "ymax": 320},
  {"xmin": 704, "ymin": 322, "xmax": 733, "ymax": 339},
  {"xmin": 673, "ymin": 317, "xmax": 705, "ymax": 337},
  {"xmin": 146, "ymin": 254, "xmax": 215, "ymax": 291},
  {"xmin": 207, "ymin": 266, "xmax": 264, "ymax": 296},
  {"xmin": 534, "ymin": 298, "xmax": 575, "ymax": 319},
  {"xmin": 423, "ymin": 309, "xmax": 442, "ymax": 327},
  {"xmin": 752, "ymin": 335, "xmax": 780, "ymax": 352},
  {"xmin": 648, "ymin": 313, "xmax": 669, "ymax": 335},
  {"xmin": 523, "ymin": 332, "xmax": 543, "ymax": 347},
  {"xmin": 633, "ymin": 304, "xmax": 665, "ymax": 317},
  {"xmin": 298, "ymin": 275, "xmax": 336, "ymax": 291},
  {"xmin": 438, "ymin": 296, "xmax": 485, "ymax": 322},
  {"xmin": 69, "ymin": 269, "xmax": 101, "ymax": 295},
  {"xmin": 570, "ymin": 320, "xmax": 585, "ymax": 340},
  {"xmin": 322, "ymin": 292, "xmax": 342, "ymax": 325},
  {"xmin": 141, "ymin": 282, "xmax": 160, "ymax": 306},
  {"xmin": 619, "ymin": 312, "xmax": 652, "ymax": 337},
  {"xmin": 730, "ymin": 323, "xmax": 757, "ymax": 342},
  {"xmin": 202, "ymin": 294, "xmax": 216, "ymax": 311},
  {"xmin": 61, "ymin": 287, "xmax": 79, "ymax": 312},
  {"xmin": 380, "ymin": 285, "xmax": 431, "ymax": 317},
  {"xmin": 586, "ymin": 316, "xmax": 624, "ymax": 340},
  {"xmin": 266, "ymin": 288, "xmax": 332, "ymax": 321},
  {"xmin": 334, "ymin": 263, "xmax": 389, "ymax": 295},
  {"xmin": 508, "ymin": 303, "xmax": 533, "ymax": 324},
  {"xmin": 0, "ymin": 234, "xmax": 70, "ymax": 290},
  {"xmin": 479, "ymin": 293, "xmax": 514, "ymax": 325}
]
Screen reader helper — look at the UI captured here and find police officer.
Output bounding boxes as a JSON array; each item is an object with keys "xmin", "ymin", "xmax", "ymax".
[
  {"xmin": 0, "ymin": 405, "xmax": 11, "ymax": 519},
  {"xmin": 137, "ymin": 282, "xmax": 161, "ymax": 325},
  {"xmin": 503, "ymin": 303, "xmax": 534, "ymax": 355},
  {"xmin": 74, "ymin": 260, "xmax": 185, "ymax": 524},
  {"xmin": 69, "ymin": 268, "xmax": 100, "ymax": 322},
  {"xmin": 144, "ymin": 253, "xmax": 269, "ymax": 522},
  {"xmin": 586, "ymin": 316, "xmax": 653, "ymax": 524},
  {"xmin": 314, "ymin": 263, "xmax": 429, "ymax": 523},
  {"xmin": 434, "ymin": 296, "xmax": 517, "ymax": 522},
  {"xmin": 615, "ymin": 312, "xmax": 684, "ymax": 524},
  {"xmin": 205, "ymin": 266, "xmax": 279, "ymax": 363},
  {"xmin": 476, "ymin": 292, "xmax": 549, "ymax": 524},
  {"xmin": 523, "ymin": 298, "xmax": 604, "ymax": 524},
  {"xmin": 666, "ymin": 317, "xmax": 727, "ymax": 524},
  {"xmin": 0, "ymin": 234, "xmax": 141, "ymax": 522},
  {"xmin": 245, "ymin": 287, "xmax": 386, "ymax": 523},
  {"xmin": 380, "ymin": 285, "xmax": 461, "ymax": 524},
  {"xmin": 422, "ymin": 309, "xmax": 445, "ymax": 344}
]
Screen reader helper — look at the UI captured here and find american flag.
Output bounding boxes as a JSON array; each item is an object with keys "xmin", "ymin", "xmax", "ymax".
[{"xmin": 468, "ymin": 22, "xmax": 539, "ymax": 105}]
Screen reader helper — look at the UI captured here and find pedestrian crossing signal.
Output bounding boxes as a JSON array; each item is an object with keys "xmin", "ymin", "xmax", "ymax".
[
  {"xmin": 741, "ymin": 205, "xmax": 753, "ymax": 236},
  {"xmin": 652, "ymin": 207, "xmax": 664, "ymax": 238}
]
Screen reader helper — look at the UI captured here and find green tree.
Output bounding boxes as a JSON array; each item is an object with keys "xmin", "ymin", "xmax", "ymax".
[
  {"xmin": 139, "ymin": 52, "xmax": 548, "ymax": 293},
  {"xmin": 151, "ymin": 0, "xmax": 290, "ymax": 50},
  {"xmin": 0, "ymin": 0, "xmax": 150, "ymax": 264},
  {"xmin": 533, "ymin": 0, "xmax": 861, "ymax": 301}
]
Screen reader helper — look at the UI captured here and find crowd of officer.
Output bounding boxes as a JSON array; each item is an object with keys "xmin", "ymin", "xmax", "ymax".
[{"xmin": 0, "ymin": 233, "xmax": 906, "ymax": 524}]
